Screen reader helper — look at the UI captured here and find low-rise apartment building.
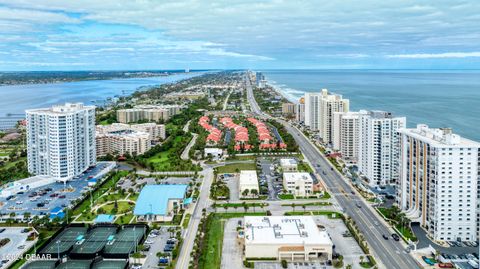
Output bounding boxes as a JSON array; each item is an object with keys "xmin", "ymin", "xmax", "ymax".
[{"xmin": 283, "ymin": 172, "xmax": 314, "ymax": 197}]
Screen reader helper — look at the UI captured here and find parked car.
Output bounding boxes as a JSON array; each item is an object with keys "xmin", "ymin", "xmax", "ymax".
[{"xmin": 382, "ymin": 234, "xmax": 389, "ymax": 240}]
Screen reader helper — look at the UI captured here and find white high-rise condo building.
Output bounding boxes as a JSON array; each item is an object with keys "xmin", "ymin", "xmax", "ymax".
[
  {"xmin": 26, "ymin": 103, "xmax": 96, "ymax": 181},
  {"xmin": 397, "ymin": 124, "xmax": 480, "ymax": 242},
  {"xmin": 358, "ymin": 111, "xmax": 406, "ymax": 187},
  {"xmin": 304, "ymin": 89, "xmax": 349, "ymax": 144},
  {"xmin": 332, "ymin": 111, "xmax": 367, "ymax": 163}
]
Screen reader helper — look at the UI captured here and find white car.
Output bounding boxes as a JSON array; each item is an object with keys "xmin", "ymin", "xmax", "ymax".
[{"xmin": 144, "ymin": 239, "xmax": 154, "ymax": 244}]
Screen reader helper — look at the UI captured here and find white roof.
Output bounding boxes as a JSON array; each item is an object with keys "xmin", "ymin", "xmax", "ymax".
[
  {"xmin": 26, "ymin": 103, "xmax": 94, "ymax": 115},
  {"xmin": 205, "ymin": 148, "xmax": 223, "ymax": 154},
  {"xmin": 400, "ymin": 124, "xmax": 480, "ymax": 148},
  {"xmin": 283, "ymin": 172, "xmax": 313, "ymax": 183},
  {"xmin": 239, "ymin": 170, "xmax": 258, "ymax": 185},
  {"xmin": 280, "ymin": 158, "xmax": 298, "ymax": 167},
  {"xmin": 244, "ymin": 216, "xmax": 332, "ymax": 246}
]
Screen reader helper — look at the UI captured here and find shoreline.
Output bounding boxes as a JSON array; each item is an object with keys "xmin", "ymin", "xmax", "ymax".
[{"xmin": 265, "ymin": 79, "xmax": 300, "ymax": 104}]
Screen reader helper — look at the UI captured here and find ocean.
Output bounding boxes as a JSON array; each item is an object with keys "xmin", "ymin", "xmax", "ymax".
[
  {"xmin": 0, "ymin": 72, "xmax": 201, "ymax": 117},
  {"xmin": 262, "ymin": 70, "xmax": 480, "ymax": 142}
]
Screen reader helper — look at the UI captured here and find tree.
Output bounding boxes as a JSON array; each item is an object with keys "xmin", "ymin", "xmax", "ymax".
[
  {"xmin": 291, "ymin": 203, "xmax": 296, "ymax": 212},
  {"xmin": 359, "ymin": 256, "xmax": 364, "ymax": 264},
  {"xmin": 302, "ymin": 205, "xmax": 306, "ymax": 213},
  {"xmin": 223, "ymin": 204, "xmax": 228, "ymax": 213},
  {"xmin": 243, "ymin": 204, "xmax": 249, "ymax": 213},
  {"xmin": 250, "ymin": 189, "xmax": 258, "ymax": 198},
  {"xmin": 242, "ymin": 189, "xmax": 250, "ymax": 197}
]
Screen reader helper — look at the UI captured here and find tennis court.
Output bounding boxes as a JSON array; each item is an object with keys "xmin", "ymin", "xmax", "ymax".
[
  {"xmin": 56, "ymin": 260, "xmax": 91, "ymax": 269},
  {"xmin": 92, "ymin": 260, "xmax": 127, "ymax": 269},
  {"xmin": 39, "ymin": 227, "xmax": 88, "ymax": 256},
  {"xmin": 70, "ymin": 226, "xmax": 117, "ymax": 256},
  {"xmin": 103, "ymin": 226, "xmax": 146, "ymax": 256},
  {"xmin": 23, "ymin": 260, "xmax": 57, "ymax": 269}
]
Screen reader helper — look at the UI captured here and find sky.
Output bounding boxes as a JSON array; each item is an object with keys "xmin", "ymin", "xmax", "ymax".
[{"xmin": 0, "ymin": 0, "xmax": 479, "ymax": 70}]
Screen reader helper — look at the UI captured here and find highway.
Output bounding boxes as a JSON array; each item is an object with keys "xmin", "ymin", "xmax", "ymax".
[
  {"xmin": 245, "ymin": 74, "xmax": 421, "ymax": 269},
  {"xmin": 176, "ymin": 166, "xmax": 214, "ymax": 269}
]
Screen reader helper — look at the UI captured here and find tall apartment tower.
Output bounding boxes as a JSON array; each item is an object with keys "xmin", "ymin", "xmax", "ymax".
[
  {"xmin": 304, "ymin": 89, "xmax": 349, "ymax": 143},
  {"xmin": 332, "ymin": 111, "xmax": 367, "ymax": 163},
  {"xmin": 295, "ymin": 97, "xmax": 305, "ymax": 123},
  {"xmin": 358, "ymin": 111, "xmax": 406, "ymax": 187},
  {"xmin": 304, "ymin": 92, "xmax": 321, "ymax": 130},
  {"xmin": 318, "ymin": 89, "xmax": 349, "ymax": 144},
  {"xmin": 397, "ymin": 124, "xmax": 480, "ymax": 242},
  {"xmin": 26, "ymin": 103, "xmax": 96, "ymax": 181}
]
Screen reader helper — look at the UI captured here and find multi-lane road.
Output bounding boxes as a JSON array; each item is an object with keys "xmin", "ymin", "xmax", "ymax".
[{"xmin": 245, "ymin": 74, "xmax": 421, "ymax": 269}]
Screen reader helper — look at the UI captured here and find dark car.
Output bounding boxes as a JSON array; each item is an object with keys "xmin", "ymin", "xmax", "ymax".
[
  {"xmin": 382, "ymin": 234, "xmax": 389, "ymax": 240},
  {"xmin": 391, "ymin": 234, "xmax": 400, "ymax": 241}
]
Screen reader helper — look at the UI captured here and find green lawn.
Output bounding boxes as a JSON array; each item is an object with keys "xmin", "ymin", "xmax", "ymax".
[
  {"xmin": 278, "ymin": 193, "xmax": 294, "ymax": 199},
  {"xmin": 284, "ymin": 210, "xmax": 342, "ymax": 219},
  {"xmin": 98, "ymin": 201, "xmax": 134, "ymax": 214},
  {"xmin": 216, "ymin": 162, "xmax": 256, "ymax": 174},
  {"xmin": 182, "ymin": 214, "xmax": 191, "ymax": 229},
  {"xmin": 199, "ymin": 212, "xmax": 267, "ymax": 269},
  {"xmin": 115, "ymin": 214, "xmax": 135, "ymax": 224}
]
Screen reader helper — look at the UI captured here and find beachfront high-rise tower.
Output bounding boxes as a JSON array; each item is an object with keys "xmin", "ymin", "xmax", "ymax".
[
  {"xmin": 304, "ymin": 89, "xmax": 349, "ymax": 144},
  {"xmin": 26, "ymin": 103, "xmax": 96, "ymax": 181},
  {"xmin": 358, "ymin": 110, "xmax": 406, "ymax": 187},
  {"xmin": 397, "ymin": 124, "xmax": 480, "ymax": 242}
]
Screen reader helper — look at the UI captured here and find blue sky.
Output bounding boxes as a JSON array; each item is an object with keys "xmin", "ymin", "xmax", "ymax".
[{"xmin": 0, "ymin": 0, "xmax": 479, "ymax": 70}]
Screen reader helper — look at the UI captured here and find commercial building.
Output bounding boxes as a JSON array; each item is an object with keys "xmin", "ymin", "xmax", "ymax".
[
  {"xmin": 332, "ymin": 111, "xmax": 366, "ymax": 163},
  {"xmin": 204, "ymin": 148, "xmax": 223, "ymax": 160},
  {"xmin": 283, "ymin": 172, "xmax": 314, "ymax": 197},
  {"xmin": 279, "ymin": 158, "xmax": 298, "ymax": 172},
  {"xmin": 397, "ymin": 124, "xmax": 480, "ymax": 242},
  {"xmin": 244, "ymin": 216, "xmax": 333, "ymax": 261},
  {"xmin": 282, "ymin": 103, "xmax": 296, "ymax": 116},
  {"xmin": 134, "ymin": 184, "xmax": 188, "ymax": 222},
  {"xmin": 26, "ymin": 103, "xmax": 96, "ymax": 181},
  {"xmin": 116, "ymin": 105, "xmax": 183, "ymax": 123},
  {"xmin": 358, "ymin": 111, "xmax": 406, "ymax": 187},
  {"xmin": 239, "ymin": 170, "xmax": 259, "ymax": 197},
  {"xmin": 304, "ymin": 89, "xmax": 349, "ymax": 144}
]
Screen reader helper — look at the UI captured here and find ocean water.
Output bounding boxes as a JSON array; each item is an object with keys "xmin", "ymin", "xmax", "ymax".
[
  {"xmin": 262, "ymin": 70, "xmax": 480, "ymax": 142},
  {"xmin": 0, "ymin": 72, "xmax": 201, "ymax": 117}
]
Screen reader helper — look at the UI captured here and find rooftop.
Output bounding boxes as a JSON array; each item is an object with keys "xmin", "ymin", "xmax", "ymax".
[
  {"xmin": 26, "ymin": 103, "xmax": 94, "ymax": 114},
  {"xmin": 400, "ymin": 124, "xmax": 480, "ymax": 148},
  {"xmin": 244, "ymin": 216, "xmax": 332, "ymax": 246},
  {"xmin": 239, "ymin": 170, "xmax": 258, "ymax": 186},
  {"xmin": 283, "ymin": 172, "xmax": 313, "ymax": 183},
  {"xmin": 280, "ymin": 158, "xmax": 298, "ymax": 167},
  {"xmin": 134, "ymin": 184, "xmax": 188, "ymax": 215}
]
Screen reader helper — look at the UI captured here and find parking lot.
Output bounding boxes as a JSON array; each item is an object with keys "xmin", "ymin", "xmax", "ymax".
[
  {"xmin": 257, "ymin": 158, "xmax": 282, "ymax": 200},
  {"xmin": 142, "ymin": 227, "xmax": 180, "ymax": 268},
  {"xmin": 0, "ymin": 162, "xmax": 115, "ymax": 218},
  {"xmin": 221, "ymin": 218, "xmax": 244, "ymax": 269},
  {"xmin": 0, "ymin": 227, "xmax": 36, "ymax": 268},
  {"xmin": 221, "ymin": 174, "xmax": 239, "ymax": 201},
  {"xmin": 313, "ymin": 216, "xmax": 363, "ymax": 269}
]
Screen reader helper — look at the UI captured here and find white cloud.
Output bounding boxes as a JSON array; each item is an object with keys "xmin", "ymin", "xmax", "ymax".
[
  {"xmin": 315, "ymin": 53, "xmax": 370, "ymax": 58},
  {"xmin": 387, "ymin": 52, "xmax": 480, "ymax": 59}
]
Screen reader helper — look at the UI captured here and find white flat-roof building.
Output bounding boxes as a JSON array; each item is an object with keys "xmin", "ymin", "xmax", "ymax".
[
  {"xmin": 397, "ymin": 124, "xmax": 480, "ymax": 242},
  {"xmin": 239, "ymin": 170, "xmax": 259, "ymax": 198},
  {"xmin": 204, "ymin": 148, "xmax": 223, "ymax": 160},
  {"xmin": 26, "ymin": 103, "xmax": 96, "ymax": 181},
  {"xmin": 283, "ymin": 172, "xmax": 314, "ymax": 197},
  {"xmin": 280, "ymin": 158, "xmax": 298, "ymax": 172},
  {"xmin": 244, "ymin": 216, "xmax": 333, "ymax": 262},
  {"xmin": 332, "ymin": 111, "xmax": 367, "ymax": 163}
]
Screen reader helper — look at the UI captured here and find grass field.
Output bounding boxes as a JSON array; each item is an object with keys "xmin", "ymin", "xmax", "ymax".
[
  {"xmin": 284, "ymin": 210, "xmax": 342, "ymax": 219},
  {"xmin": 216, "ymin": 162, "xmax": 256, "ymax": 174},
  {"xmin": 98, "ymin": 201, "xmax": 134, "ymax": 214},
  {"xmin": 199, "ymin": 212, "xmax": 267, "ymax": 269}
]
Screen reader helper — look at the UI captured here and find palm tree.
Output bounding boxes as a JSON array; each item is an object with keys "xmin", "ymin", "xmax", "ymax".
[
  {"xmin": 233, "ymin": 205, "xmax": 238, "ymax": 212},
  {"xmin": 242, "ymin": 189, "xmax": 250, "ymax": 197},
  {"xmin": 359, "ymin": 256, "xmax": 364, "ymax": 264},
  {"xmin": 243, "ymin": 205, "xmax": 249, "ymax": 213},
  {"xmin": 259, "ymin": 203, "xmax": 265, "ymax": 212},
  {"xmin": 223, "ymin": 204, "xmax": 228, "ymax": 213},
  {"xmin": 302, "ymin": 205, "xmax": 306, "ymax": 213},
  {"xmin": 251, "ymin": 189, "xmax": 258, "ymax": 198},
  {"xmin": 291, "ymin": 203, "xmax": 296, "ymax": 212}
]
